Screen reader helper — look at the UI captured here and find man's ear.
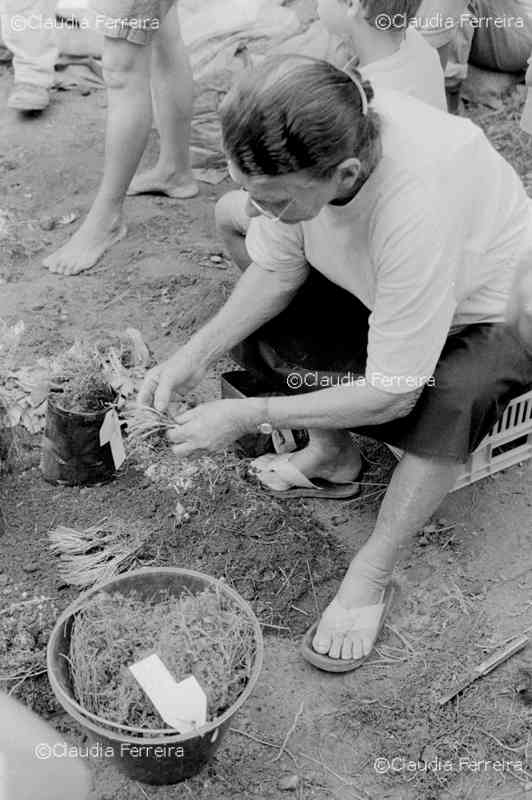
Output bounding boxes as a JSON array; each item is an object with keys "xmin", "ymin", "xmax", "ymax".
[
  {"xmin": 336, "ymin": 157, "xmax": 361, "ymax": 187},
  {"xmin": 346, "ymin": 0, "xmax": 361, "ymax": 17}
]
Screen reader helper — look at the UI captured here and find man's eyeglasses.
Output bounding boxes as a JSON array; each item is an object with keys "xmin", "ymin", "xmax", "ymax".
[{"xmin": 247, "ymin": 195, "xmax": 295, "ymax": 223}]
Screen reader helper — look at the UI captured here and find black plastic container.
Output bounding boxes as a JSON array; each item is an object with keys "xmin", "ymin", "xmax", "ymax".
[
  {"xmin": 47, "ymin": 568, "xmax": 264, "ymax": 785},
  {"xmin": 0, "ymin": 400, "xmax": 13, "ymax": 474},
  {"xmin": 40, "ymin": 394, "xmax": 116, "ymax": 486}
]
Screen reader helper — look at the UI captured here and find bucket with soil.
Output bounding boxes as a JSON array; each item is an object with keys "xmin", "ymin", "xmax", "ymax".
[
  {"xmin": 47, "ymin": 567, "xmax": 264, "ymax": 785},
  {"xmin": 40, "ymin": 367, "xmax": 119, "ymax": 486}
]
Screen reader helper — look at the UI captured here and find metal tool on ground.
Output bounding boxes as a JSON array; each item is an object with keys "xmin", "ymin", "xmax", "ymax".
[{"xmin": 438, "ymin": 634, "xmax": 529, "ymax": 706}]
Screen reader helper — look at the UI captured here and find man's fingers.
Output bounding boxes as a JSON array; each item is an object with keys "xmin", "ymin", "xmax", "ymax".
[
  {"xmin": 154, "ymin": 375, "xmax": 173, "ymax": 412},
  {"xmin": 175, "ymin": 408, "xmax": 195, "ymax": 424},
  {"xmin": 171, "ymin": 442, "xmax": 199, "ymax": 458},
  {"xmin": 138, "ymin": 373, "xmax": 158, "ymax": 406},
  {"xmin": 167, "ymin": 424, "xmax": 186, "ymax": 443}
]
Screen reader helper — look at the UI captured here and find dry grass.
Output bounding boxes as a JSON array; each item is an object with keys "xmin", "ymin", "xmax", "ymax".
[
  {"xmin": 49, "ymin": 519, "xmax": 148, "ymax": 588},
  {"xmin": 50, "ymin": 341, "xmax": 116, "ymax": 413},
  {"xmin": 466, "ymin": 87, "xmax": 532, "ymax": 186},
  {"xmin": 69, "ymin": 585, "xmax": 258, "ymax": 729}
]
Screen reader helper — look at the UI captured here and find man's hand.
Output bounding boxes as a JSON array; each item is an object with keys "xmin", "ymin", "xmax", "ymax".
[
  {"xmin": 138, "ymin": 348, "xmax": 208, "ymax": 411},
  {"xmin": 167, "ymin": 400, "xmax": 256, "ymax": 457}
]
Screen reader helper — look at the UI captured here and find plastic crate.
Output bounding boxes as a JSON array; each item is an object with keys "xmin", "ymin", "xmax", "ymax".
[
  {"xmin": 387, "ymin": 390, "xmax": 532, "ymax": 491},
  {"xmin": 452, "ymin": 389, "xmax": 532, "ymax": 491}
]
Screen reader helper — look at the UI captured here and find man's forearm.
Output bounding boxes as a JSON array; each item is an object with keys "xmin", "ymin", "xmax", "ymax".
[
  {"xmin": 186, "ymin": 263, "xmax": 302, "ymax": 364},
  {"xmin": 239, "ymin": 382, "xmax": 421, "ymax": 432}
]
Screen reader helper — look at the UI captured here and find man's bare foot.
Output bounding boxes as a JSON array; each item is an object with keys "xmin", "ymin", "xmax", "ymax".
[
  {"xmin": 43, "ymin": 217, "xmax": 127, "ymax": 276},
  {"xmin": 256, "ymin": 430, "xmax": 362, "ymax": 491},
  {"xmin": 127, "ymin": 167, "xmax": 198, "ymax": 199},
  {"xmin": 312, "ymin": 563, "xmax": 390, "ymax": 660}
]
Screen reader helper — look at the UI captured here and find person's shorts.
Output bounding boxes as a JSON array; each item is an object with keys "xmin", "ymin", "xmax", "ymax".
[
  {"xmin": 232, "ymin": 270, "xmax": 532, "ymax": 462},
  {"xmin": 91, "ymin": 0, "xmax": 174, "ymax": 44}
]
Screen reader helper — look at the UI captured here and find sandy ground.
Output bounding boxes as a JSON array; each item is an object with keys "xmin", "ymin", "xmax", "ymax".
[{"xmin": 1, "ymin": 48, "xmax": 532, "ymax": 800}]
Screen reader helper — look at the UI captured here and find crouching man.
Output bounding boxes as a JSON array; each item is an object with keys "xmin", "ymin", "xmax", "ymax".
[{"xmin": 140, "ymin": 56, "xmax": 532, "ymax": 671}]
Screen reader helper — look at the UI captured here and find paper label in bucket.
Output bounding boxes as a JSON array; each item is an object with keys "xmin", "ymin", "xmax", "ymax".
[
  {"xmin": 99, "ymin": 409, "xmax": 125, "ymax": 469},
  {"xmin": 129, "ymin": 654, "xmax": 207, "ymax": 732}
]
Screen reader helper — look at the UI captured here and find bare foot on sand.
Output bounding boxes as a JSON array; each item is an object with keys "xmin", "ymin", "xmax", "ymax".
[
  {"xmin": 43, "ymin": 216, "xmax": 127, "ymax": 276},
  {"xmin": 127, "ymin": 167, "xmax": 198, "ymax": 199}
]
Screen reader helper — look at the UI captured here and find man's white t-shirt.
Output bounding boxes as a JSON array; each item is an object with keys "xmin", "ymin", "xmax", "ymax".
[
  {"xmin": 245, "ymin": 89, "xmax": 532, "ymax": 395},
  {"xmin": 361, "ymin": 28, "xmax": 446, "ymax": 111},
  {"xmin": 517, "ymin": 0, "xmax": 532, "ymax": 19}
]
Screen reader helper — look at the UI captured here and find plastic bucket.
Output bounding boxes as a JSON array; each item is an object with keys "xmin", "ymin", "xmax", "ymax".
[
  {"xmin": 40, "ymin": 394, "xmax": 116, "ymax": 486},
  {"xmin": 47, "ymin": 567, "xmax": 264, "ymax": 785}
]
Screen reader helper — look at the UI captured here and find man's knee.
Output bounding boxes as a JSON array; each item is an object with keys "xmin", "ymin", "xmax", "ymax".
[
  {"xmin": 215, "ymin": 193, "xmax": 235, "ymax": 236},
  {"xmin": 215, "ymin": 190, "xmax": 250, "ymax": 238},
  {"xmin": 102, "ymin": 37, "xmax": 150, "ymax": 90}
]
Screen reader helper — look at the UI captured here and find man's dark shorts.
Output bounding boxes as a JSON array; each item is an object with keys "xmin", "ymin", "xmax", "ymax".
[{"xmin": 232, "ymin": 270, "xmax": 532, "ymax": 462}]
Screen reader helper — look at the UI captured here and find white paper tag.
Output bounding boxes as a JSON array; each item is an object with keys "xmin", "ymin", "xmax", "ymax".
[
  {"xmin": 129, "ymin": 654, "xmax": 207, "ymax": 732},
  {"xmin": 99, "ymin": 409, "xmax": 126, "ymax": 469}
]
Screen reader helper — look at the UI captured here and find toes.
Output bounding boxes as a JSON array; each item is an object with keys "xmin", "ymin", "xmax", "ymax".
[
  {"xmin": 360, "ymin": 632, "xmax": 375, "ymax": 657},
  {"xmin": 168, "ymin": 183, "xmax": 199, "ymax": 200},
  {"xmin": 312, "ymin": 629, "xmax": 332, "ymax": 655},
  {"xmin": 341, "ymin": 637, "xmax": 354, "ymax": 661},
  {"xmin": 350, "ymin": 635, "xmax": 364, "ymax": 660},
  {"xmin": 328, "ymin": 632, "xmax": 345, "ymax": 660},
  {"xmin": 44, "ymin": 253, "xmax": 65, "ymax": 273}
]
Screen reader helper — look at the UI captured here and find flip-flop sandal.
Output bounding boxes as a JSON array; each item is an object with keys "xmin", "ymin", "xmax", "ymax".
[
  {"xmin": 248, "ymin": 453, "xmax": 283, "ymax": 475},
  {"xmin": 300, "ymin": 582, "xmax": 397, "ymax": 673},
  {"xmin": 249, "ymin": 453, "xmax": 363, "ymax": 499}
]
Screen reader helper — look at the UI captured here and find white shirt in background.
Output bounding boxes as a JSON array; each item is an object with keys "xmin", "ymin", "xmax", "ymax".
[
  {"xmin": 416, "ymin": 0, "xmax": 468, "ymax": 48},
  {"xmin": 246, "ymin": 89, "xmax": 532, "ymax": 393},
  {"xmin": 361, "ymin": 27, "xmax": 446, "ymax": 111},
  {"xmin": 298, "ymin": 21, "xmax": 446, "ymax": 110}
]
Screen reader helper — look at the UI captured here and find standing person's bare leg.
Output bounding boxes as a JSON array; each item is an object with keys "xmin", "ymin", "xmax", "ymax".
[
  {"xmin": 43, "ymin": 38, "xmax": 152, "ymax": 275},
  {"xmin": 127, "ymin": 4, "xmax": 197, "ymax": 198}
]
